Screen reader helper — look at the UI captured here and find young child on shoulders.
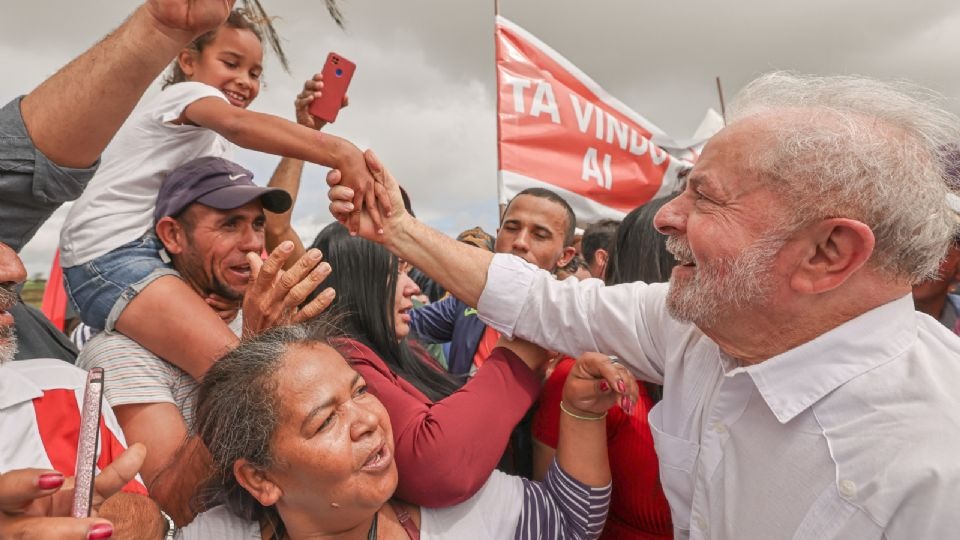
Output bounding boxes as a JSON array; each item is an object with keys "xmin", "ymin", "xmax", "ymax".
[{"xmin": 58, "ymin": 9, "xmax": 361, "ymax": 379}]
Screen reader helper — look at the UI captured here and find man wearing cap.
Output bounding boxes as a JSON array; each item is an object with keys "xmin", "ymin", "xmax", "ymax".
[{"xmin": 75, "ymin": 156, "xmax": 332, "ymax": 527}]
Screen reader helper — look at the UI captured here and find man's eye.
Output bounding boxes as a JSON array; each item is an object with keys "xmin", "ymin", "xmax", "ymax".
[
  {"xmin": 318, "ymin": 413, "xmax": 335, "ymax": 432},
  {"xmin": 354, "ymin": 384, "xmax": 368, "ymax": 398}
]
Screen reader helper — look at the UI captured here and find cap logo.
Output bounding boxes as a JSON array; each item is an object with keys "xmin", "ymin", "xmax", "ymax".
[{"xmin": 228, "ymin": 174, "xmax": 246, "ymax": 181}]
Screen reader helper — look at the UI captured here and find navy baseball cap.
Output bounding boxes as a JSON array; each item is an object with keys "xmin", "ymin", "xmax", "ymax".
[{"xmin": 154, "ymin": 156, "xmax": 292, "ymax": 223}]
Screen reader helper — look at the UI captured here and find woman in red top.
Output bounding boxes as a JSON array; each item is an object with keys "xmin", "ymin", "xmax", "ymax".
[
  {"xmin": 309, "ymin": 222, "xmax": 544, "ymax": 507},
  {"xmin": 532, "ymin": 196, "xmax": 678, "ymax": 539}
]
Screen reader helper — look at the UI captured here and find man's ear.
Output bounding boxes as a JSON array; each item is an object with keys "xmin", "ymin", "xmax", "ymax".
[
  {"xmin": 788, "ymin": 218, "xmax": 875, "ymax": 295},
  {"xmin": 557, "ymin": 246, "xmax": 577, "ymax": 268},
  {"xmin": 233, "ymin": 459, "xmax": 282, "ymax": 507},
  {"xmin": 595, "ymin": 249, "xmax": 609, "ymax": 277},
  {"xmin": 155, "ymin": 217, "xmax": 186, "ymax": 256}
]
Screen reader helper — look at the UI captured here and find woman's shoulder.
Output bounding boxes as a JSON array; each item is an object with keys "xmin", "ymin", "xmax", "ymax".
[
  {"xmin": 334, "ymin": 338, "xmax": 395, "ymax": 376},
  {"xmin": 176, "ymin": 506, "xmax": 260, "ymax": 540}
]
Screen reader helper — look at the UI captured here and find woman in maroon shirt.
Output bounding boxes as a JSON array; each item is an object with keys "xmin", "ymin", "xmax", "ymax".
[
  {"xmin": 309, "ymin": 222, "xmax": 544, "ymax": 507},
  {"xmin": 532, "ymin": 196, "xmax": 678, "ymax": 539}
]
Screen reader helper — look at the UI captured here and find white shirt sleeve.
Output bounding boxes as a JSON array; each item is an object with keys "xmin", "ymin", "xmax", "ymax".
[
  {"xmin": 477, "ymin": 253, "xmax": 682, "ymax": 383},
  {"xmin": 154, "ymin": 81, "xmax": 228, "ymax": 124}
]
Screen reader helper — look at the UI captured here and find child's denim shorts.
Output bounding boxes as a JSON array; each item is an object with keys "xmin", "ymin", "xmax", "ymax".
[{"xmin": 63, "ymin": 232, "xmax": 180, "ymax": 332}]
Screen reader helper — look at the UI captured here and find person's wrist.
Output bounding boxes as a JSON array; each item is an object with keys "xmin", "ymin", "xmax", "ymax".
[
  {"xmin": 560, "ymin": 400, "xmax": 607, "ymax": 421},
  {"xmin": 559, "ymin": 393, "xmax": 608, "ymax": 418}
]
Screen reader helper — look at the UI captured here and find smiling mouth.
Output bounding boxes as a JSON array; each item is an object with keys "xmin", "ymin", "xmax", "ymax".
[{"xmin": 223, "ymin": 90, "xmax": 248, "ymax": 105}]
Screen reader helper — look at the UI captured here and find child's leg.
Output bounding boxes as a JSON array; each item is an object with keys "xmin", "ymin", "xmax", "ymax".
[
  {"xmin": 63, "ymin": 233, "xmax": 237, "ymax": 380},
  {"xmin": 114, "ymin": 275, "xmax": 237, "ymax": 381}
]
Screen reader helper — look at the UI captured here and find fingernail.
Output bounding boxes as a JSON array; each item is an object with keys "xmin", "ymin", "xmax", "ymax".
[
  {"xmin": 87, "ymin": 523, "xmax": 114, "ymax": 540},
  {"xmin": 309, "ymin": 249, "xmax": 322, "ymax": 260},
  {"xmin": 599, "ymin": 381, "xmax": 609, "ymax": 392},
  {"xmin": 346, "ymin": 203, "xmax": 355, "ymax": 211},
  {"xmin": 377, "ymin": 228, "xmax": 384, "ymax": 235},
  {"xmin": 318, "ymin": 262, "xmax": 331, "ymax": 273},
  {"xmin": 617, "ymin": 380, "xmax": 626, "ymax": 393},
  {"xmin": 37, "ymin": 472, "xmax": 64, "ymax": 489},
  {"xmin": 281, "ymin": 241, "xmax": 293, "ymax": 252}
]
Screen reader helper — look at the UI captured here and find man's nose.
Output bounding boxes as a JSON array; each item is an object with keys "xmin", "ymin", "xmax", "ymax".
[
  {"xmin": 654, "ymin": 195, "xmax": 689, "ymax": 236},
  {"xmin": 0, "ymin": 242, "xmax": 27, "ymax": 288}
]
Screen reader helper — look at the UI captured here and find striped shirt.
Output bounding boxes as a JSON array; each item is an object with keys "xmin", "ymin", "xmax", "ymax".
[
  {"xmin": 0, "ymin": 358, "xmax": 146, "ymax": 494},
  {"xmin": 76, "ymin": 332, "xmax": 198, "ymax": 427},
  {"xmin": 179, "ymin": 460, "xmax": 610, "ymax": 539},
  {"xmin": 76, "ymin": 315, "xmax": 241, "ymax": 428}
]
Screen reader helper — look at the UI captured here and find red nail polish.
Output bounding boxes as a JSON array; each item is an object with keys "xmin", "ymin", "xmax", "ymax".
[
  {"xmin": 617, "ymin": 380, "xmax": 626, "ymax": 393},
  {"xmin": 599, "ymin": 381, "xmax": 609, "ymax": 392},
  {"xmin": 37, "ymin": 473, "xmax": 64, "ymax": 490},
  {"xmin": 87, "ymin": 523, "xmax": 113, "ymax": 540}
]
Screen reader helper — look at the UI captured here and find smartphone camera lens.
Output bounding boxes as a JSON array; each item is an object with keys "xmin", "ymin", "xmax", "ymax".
[{"xmin": 335, "ymin": 68, "xmax": 344, "ymax": 77}]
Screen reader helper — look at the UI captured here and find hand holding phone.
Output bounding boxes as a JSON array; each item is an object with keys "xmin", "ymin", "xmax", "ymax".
[
  {"xmin": 309, "ymin": 52, "xmax": 356, "ymax": 124},
  {"xmin": 71, "ymin": 368, "xmax": 104, "ymax": 518}
]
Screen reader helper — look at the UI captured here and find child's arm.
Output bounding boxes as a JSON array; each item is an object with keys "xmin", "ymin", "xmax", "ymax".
[
  {"xmin": 182, "ymin": 95, "xmax": 387, "ymax": 233},
  {"xmin": 265, "ymin": 73, "xmax": 349, "ymax": 269}
]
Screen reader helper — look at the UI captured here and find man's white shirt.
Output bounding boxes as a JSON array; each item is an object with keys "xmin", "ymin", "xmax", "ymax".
[{"xmin": 478, "ymin": 253, "xmax": 960, "ymax": 539}]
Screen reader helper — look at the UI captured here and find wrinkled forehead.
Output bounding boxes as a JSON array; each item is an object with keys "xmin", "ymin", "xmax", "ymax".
[{"xmin": 275, "ymin": 343, "xmax": 354, "ymax": 413}]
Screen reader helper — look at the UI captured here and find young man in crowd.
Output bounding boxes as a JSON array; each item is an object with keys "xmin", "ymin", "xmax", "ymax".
[
  {"xmin": 408, "ymin": 187, "xmax": 577, "ymax": 375},
  {"xmin": 329, "ymin": 72, "xmax": 960, "ymax": 538}
]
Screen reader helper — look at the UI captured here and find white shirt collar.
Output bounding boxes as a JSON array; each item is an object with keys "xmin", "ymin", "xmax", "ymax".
[
  {"xmin": 0, "ymin": 361, "xmax": 44, "ymax": 409},
  {"xmin": 740, "ymin": 294, "xmax": 916, "ymax": 423}
]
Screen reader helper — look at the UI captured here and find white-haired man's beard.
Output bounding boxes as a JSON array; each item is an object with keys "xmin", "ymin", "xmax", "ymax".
[
  {"xmin": 664, "ymin": 233, "xmax": 785, "ymax": 328},
  {"xmin": 0, "ymin": 326, "xmax": 17, "ymax": 364},
  {"xmin": 0, "ymin": 285, "xmax": 18, "ymax": 364}
]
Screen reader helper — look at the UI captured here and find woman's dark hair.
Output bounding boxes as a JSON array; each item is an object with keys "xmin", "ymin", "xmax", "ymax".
[
  {"xmin": 162, "ymin": 8, "xmax": 290, "ymax": 89},
  {"xmin": 193, "ymin": 322, "xmax": 339, "ymax": 539},
  {"xmin": 603, "ymin": 195, "xmax": 678, "ymax": 403},
  {"xmin": 309, "ymin": 222, "xmax": 462, "ymax": 401},
  {"xmin": 604, "ymin": 195, "xmax": 678, "ymax": 286}
]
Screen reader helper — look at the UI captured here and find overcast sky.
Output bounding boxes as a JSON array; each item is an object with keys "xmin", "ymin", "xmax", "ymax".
[{"xmin": 4, "ymin": 0, "xmax": 960, "ymax": 278}]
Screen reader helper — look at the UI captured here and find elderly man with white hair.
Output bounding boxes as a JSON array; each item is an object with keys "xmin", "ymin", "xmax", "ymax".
[{"xmin": 328, "ymin": 72, "xmax": 960, "ymax": 539}]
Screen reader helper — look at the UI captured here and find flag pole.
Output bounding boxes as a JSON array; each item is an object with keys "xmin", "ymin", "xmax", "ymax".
[
  {"xmin": 495, "ymin": 0, "xmax": 506, "ymax": 219},
  {"xmin": 715, "ymin": 76, "xmax": 727, "ymax": 125}
]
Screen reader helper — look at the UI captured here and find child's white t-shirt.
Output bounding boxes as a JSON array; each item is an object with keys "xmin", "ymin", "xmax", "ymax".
[{"xmin": 59, "ymin": 82, "xmax": 232, "ymax": 268}]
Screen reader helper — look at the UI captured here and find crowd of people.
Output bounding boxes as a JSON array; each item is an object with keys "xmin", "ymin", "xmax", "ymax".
[{"xmin": 2, "ymin": 1, "xmax": 960, "ymax": 539}]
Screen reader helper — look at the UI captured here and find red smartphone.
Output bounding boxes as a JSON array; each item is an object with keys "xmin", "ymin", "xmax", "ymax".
[
  {"xmin": 72, "ymin": 368, "xmax": 104, "ymax": 518},
  {"xmin": 309, "ymin": 52, "xmax": 356, "ymax": 124}
]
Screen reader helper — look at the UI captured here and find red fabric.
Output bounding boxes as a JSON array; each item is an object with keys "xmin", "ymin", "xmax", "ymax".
[
  {"xmin": 471, "ymin": 326, "xmax": 501, "ymax": 369},
  {"xmin": 532, "ymin": 358, "xmax": 672, "ymax": 539},
  {"xmin": 32, "ymin": 389, "xmax": 148, "ymax": 495},
  {"xmin": 337, "ymin": 339, "xmax": 541, "ymax": 507},
  {"xmin": 40, "ymin": 250, "xmax": 67, "ymax": 331}
]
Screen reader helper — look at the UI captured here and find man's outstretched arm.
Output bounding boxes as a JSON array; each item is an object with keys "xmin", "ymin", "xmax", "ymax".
[
  {"xmin": 326, "ymin": 150, "xmax": 493, "ymax": 307},
  {"xmin": 19, "ymin": 0, "xmax": 234, "ymax": 168}
]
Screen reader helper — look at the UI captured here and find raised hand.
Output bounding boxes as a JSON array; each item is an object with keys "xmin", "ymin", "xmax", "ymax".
[
  {"xmin": 145, "ymin": 0, "xmax": 235, "ymax": 40},
  {"xmin": 294, "ymin": 73, "xmax": 349, "ymax": 131},
  {"xmin": 241, "ymin": 242, "xmax": 336, "ymax": 336},
  {"xmin": 0, "ymin": 444, "xmax": 146, "ymax": 539},
  {"xmin": 327, "ymin": 149, "xmax": 400, "ymax": 240},
  {"xmin": 562, "ymin": 352, "xmax": 639, "ymax": 417}
]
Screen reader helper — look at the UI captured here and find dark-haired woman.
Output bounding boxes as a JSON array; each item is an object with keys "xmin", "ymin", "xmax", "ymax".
[
  {"xmin": 532, "ymin": 196, "xmax": 677, "ymax": 539},
  {"xmin": 296, "ymin": 222, "xmax": 544, "ymax": 507},
  {"xmin": 180, "ymin": 323, "xmax": 631, "ymax": 539}
]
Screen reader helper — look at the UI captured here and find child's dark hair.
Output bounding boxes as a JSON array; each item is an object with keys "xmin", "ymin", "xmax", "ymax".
[{"xmin": 162, "ymin": 8, "xmax": 289, "ymax": 89}]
